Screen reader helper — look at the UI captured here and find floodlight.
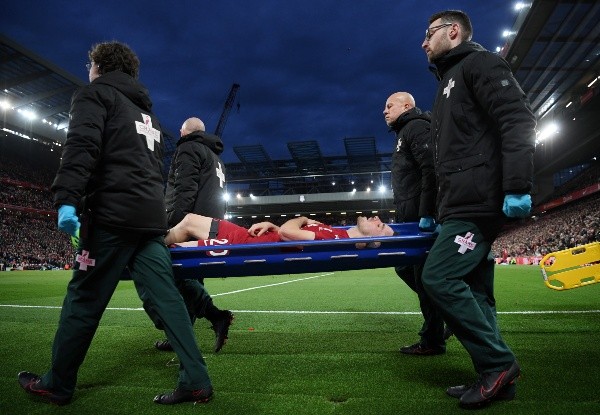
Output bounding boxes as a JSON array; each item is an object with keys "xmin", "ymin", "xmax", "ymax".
[
  {"xmin": 514, "ymin": 2, "xmax": 528, "ymax": 11},
  {"xmin": 537, "ymin": 122, "xmax": 559, "ymax": 143},
  {"xmin": 18, "ymin": 108, "xmax": 37, "ymax": 120}
]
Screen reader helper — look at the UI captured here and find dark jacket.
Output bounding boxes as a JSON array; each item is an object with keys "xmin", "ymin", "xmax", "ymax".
[
  {"xmin": 51, "ymin": 71, "xmax": 167, "ymax": 234},
  {"xmin": 389, "ymin": 107, "xmax": 436, "ymax": 222},
  {"xmin": 165, "ymin": 131, "xmax": 226, "ymax": 226},
  {"xmin": 429, "ymin": 41, "xmax": 536, "ymax": 222}
]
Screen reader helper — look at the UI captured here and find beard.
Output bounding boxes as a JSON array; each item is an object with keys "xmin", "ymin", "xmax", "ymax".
[{"xmin": 428, "ymin": 36, "xmax": 452, "ymax": 63}]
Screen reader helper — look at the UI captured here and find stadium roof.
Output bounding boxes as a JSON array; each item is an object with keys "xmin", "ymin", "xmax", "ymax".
[
  {"xmin": 0, "ymin": 34, "xmax": 179, "ymax": 155},
  {"xmin": 0, "ymin": 34, "xmax": 81, "ymax": 146},
  {"xmin": 503, "ymin": 0, "xmax": 600, "ymax": 176}
]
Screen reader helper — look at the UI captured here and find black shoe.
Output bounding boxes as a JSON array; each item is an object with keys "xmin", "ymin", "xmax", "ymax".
[
  {"xmin": 399, "ymin": 342, "xmax": 445, "ymax": 356},
  {"xmin": 17, "ymin": 371, "xmax": 71, "ymax": 406},
  {"xmin": 154, "ymin": 386, "xmax": 213, "ymax": 404},
  {"xmin": 210, "ymin": 310, "xmax": 234, "ymax": 353},
  {"xmin": 154, "ymin": 339, "xmax": 173, "ymax": 351},
  {"xmin": 443, "ymin": 326, "xmax": 454, "ymax": 340},
  {"xmin": 458, "ymin": 361, "xmax": 521, "ymax": 409},
  {"xmin": 447, "ymin": 381, "xmax": 516, "ymax": 400}
]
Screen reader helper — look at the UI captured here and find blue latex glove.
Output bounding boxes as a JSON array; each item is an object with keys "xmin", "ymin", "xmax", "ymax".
[
  {"xmin": 418, "ymin": 216, "xmax": 436, "ymax": 232},
  {"xmin": 502, "ymin": 194, "xmax": 532, "ymax": 218},
  {"xmin": 57, "ymin": 205, "xmax": 80, "ymax": 236}
]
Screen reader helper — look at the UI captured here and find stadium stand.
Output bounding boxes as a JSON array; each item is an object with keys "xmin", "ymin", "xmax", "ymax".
[
  {"xmin": 0, "ymin": 134, "xmax": 72, "ymax": 271},
  {"xmin": 493, "ymin": 192, "xmax": 600, "ymax": 262}
]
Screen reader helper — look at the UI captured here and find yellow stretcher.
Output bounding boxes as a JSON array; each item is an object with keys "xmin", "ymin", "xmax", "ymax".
[{"xmin": 540, "ymin": 242, "xmax": 600, "ymax": 290}]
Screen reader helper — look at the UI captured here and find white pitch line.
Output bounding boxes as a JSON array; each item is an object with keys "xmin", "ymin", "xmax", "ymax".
[
  {"xmin": 0, "ymin": 304, "xmax": 599, "ymax": 315},
  {"xmin": 210, "ymin": 273, "xmax": 334, "ymax": 297},
  {"xmin": 229, "ymin": 309, "xmax": 600, "ymax": 315},
  {"xmin": 0, "ymin": 273, "xmax": 334, "ymax": 312}
]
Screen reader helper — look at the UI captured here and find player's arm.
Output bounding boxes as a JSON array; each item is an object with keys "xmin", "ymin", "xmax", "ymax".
[
  {"xmin": 165, "ymin": 213, "xmax": 212, "ymax": 245},
  {"xmin": 278, "ymin": 217, "xmax": 317, "ymax": 241},
  {"xmin": 248, "ymin": 221, "xmax": 280, "ymax": 237}
]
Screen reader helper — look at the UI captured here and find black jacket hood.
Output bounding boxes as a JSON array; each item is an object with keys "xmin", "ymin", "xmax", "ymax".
[
  {"xmin": 92, "ymin": 71, "xmax": 153, "ymax": 111},
  {"xmin": 178, "ymin": 131, "xmax": 224, "ymax": 155},
  {"xmin": 430, "ymin": 41, "xmax": 487, "ymax": 80},
  {"xmin": 389, "ymin": 107, "xmax": 431, "ymax": 133}
]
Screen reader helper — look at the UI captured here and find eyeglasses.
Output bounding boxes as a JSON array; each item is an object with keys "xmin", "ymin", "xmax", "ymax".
[{"xmin": 425, "ymin": 23, "xmax": 452, "ymax": 40}]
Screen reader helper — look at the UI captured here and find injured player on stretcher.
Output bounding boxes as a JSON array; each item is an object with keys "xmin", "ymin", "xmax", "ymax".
[{"xmin": 165, "ymin": 214, "xmax": 395, "ymax": 249}]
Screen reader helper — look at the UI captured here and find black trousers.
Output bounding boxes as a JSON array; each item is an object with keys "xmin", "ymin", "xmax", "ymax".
[
  {"xmin": 422, "ymin": 219, "xmax": 515, "ymax": 373},
  {"xmin": 395, "ymin": 261, "xmax": 446, "ymax": 348},
  {"xmin": 39, "ymin": 225, "xmax": 211, "ymax": 396}
]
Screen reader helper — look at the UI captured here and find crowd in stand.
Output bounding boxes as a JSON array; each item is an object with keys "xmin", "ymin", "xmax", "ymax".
[
  {"xmin": 493, "ymin": 192, "xmax": 600, "ymax": 258},
  {"xmin": 0, "ymin": 156, "xmax": 55, "ymax": 187},
  {"xmin": 553, "ymin": 162, "xmax": 600, "ymax": 197},
  {"xmin": 1, "ymin": 210, "xmax": 73, "ymax": 270},
  {"xmin": 0, "ymin": 148, "xmax": 72, "ymax": 270},
  {"xmin": 0, "ymin": 183, "xmax": 54, "ymax": 211}
]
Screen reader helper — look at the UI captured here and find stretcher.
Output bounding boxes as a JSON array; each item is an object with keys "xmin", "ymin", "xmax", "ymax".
[
  {"xmin": 540, "ymin": 242, "xmax": 600, "ymax": 290},
  {"xmin": 170, "ymin": 222, "xmax": 435, "ymax": 279}
]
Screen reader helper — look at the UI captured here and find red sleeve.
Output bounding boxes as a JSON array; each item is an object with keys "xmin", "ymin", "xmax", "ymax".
[{"xmin": 302, "ymin": 224, "xmax": 349, "ymax": 240}]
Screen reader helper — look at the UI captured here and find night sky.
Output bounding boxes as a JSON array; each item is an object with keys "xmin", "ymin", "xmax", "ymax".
[{"xmin": 2, "ymin": 1, "xmax": 517, "ymax": 162}]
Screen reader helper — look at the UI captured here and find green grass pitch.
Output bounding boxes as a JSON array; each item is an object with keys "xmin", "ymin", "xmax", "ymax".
[{"xmin": 1, "ymin": 266, "xmax": 598, "ymax": 414}]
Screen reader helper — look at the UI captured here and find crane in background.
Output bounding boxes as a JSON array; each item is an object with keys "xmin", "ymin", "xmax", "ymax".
[{"xmin": 214, "ymin": 83, "xmax": 240, "ymax": 138}]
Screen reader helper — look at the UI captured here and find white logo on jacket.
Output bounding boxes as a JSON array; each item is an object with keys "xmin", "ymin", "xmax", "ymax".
[
  {"xmin": 443, "ymin": 78, "xmax": 455, "ymax": 98},
  {"xmin": 135, "ymin": 113, "xmax": 161, "ymax": 151},
  {"xmin": 216, "ymin": 162, "xmax": 225, "ymax": 188}
]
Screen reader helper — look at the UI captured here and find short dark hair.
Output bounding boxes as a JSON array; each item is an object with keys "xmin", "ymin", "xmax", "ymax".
[
  {"xmin": 429, "ymin": 10, "xmax": 473, "ymax": 42},
  {"xmin": 88, "ymin": 41, "xmax": 140, "ymax": 79}
]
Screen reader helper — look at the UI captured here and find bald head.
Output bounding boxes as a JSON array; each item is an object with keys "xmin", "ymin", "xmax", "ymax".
[
  {"xmin": 383, "ymin": 92, "xmax": 416, "ymax": 127},
  {"xmin": 180, "ymin": 117, "xmax": 206, "ymax": 137}
]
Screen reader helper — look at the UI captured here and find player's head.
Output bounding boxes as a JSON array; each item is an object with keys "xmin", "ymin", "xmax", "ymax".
[{"xmin": 356, "ymin": 216, "xmax": 394, "ymax": 237}]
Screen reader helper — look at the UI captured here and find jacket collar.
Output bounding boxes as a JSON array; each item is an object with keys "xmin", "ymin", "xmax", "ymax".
[{"xmin": 430, "ymin": 41, "xmax": 487, "ymax": 80}]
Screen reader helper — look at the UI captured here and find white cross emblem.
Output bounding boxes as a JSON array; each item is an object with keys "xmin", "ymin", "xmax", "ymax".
[
  {"xmin": 443, "ymin": 78, "xmax": 455, "ymax": 98},
  {"xmin": 215, "ymin": 162, "xmax": 225, "ymax": 188},
  {"xmin": 76, "ymin": 250, "xmax": 96, "ymax": 271},
  {"xmin": 454, "ymin": 232, "xmax": 477, "ymax": 254},
  {"xmin": 135, "ymin": 113, "xmax": 161, "ymax": 151}
]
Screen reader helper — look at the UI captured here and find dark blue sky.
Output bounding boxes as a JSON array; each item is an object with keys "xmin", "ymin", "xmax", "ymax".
[{"xmin": 2, "ymin": 1, "xmax": 516, "ymax": 163}]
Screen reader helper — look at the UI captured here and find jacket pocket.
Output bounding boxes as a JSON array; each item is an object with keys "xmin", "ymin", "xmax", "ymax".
[{"xmin": 438, "ymin": 154, "xmax": 486, "ymax": 207}]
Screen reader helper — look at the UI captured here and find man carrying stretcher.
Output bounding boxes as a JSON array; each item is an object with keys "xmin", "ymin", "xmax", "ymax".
[{"xmin": 165, "ymin": 214, "xmax": 394, "ymax": 248}]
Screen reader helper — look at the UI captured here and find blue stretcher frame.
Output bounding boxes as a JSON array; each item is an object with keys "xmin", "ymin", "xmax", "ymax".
[{"xmin": 170, "ymin": 222, "xmax": 435, "ymax": 279}]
